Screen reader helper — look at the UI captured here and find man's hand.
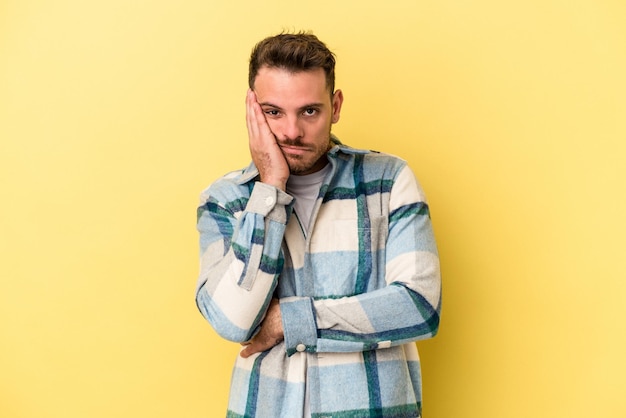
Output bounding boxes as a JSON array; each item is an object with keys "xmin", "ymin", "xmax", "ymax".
[
  {"xmin": 240, "ymin": 298, "xmax": 284, "ymax": 358},
  {"xmin": 246, "ymin": 89, "xmax": 289, "ymax": 191}
]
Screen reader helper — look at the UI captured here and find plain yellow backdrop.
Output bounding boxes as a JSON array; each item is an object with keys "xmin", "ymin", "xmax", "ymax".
[{"xmin": 1, "ymin": 1, "xmax": 625, "ymax": 417}]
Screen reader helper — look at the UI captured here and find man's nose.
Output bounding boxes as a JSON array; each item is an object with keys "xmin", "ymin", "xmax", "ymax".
[{"xmin": 281, "ymin": 116, "xmax": 303, "ymax": 140}]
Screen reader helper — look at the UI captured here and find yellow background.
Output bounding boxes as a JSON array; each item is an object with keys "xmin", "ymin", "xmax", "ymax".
[{"xmin": 2, "ymin": 1, "xmax": 625, "ymax": 417}]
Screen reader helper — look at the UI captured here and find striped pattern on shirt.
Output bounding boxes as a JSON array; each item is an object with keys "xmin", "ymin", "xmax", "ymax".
[{"xmin": 196, "ymin": 139, "xmax": 441, "ymax": 417}]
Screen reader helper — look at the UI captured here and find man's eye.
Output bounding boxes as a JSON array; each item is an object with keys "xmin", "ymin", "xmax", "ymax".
[{"xmin": 303, "ymin": 108, "xmax": 317, "ymax": 116}]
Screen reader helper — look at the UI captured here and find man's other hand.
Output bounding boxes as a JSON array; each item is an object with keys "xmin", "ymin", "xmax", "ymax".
[{"xmin": 240, "ymin": 298, "xmax": 284, "ymax": 358}]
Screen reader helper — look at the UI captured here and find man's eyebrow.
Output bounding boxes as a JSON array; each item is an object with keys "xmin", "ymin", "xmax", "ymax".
[
  {"xmin": 298, "ymin": 102, "xmax": 325, "ymax": 109},
  {"xmin": 259, "ymin": 102, "xmax": 326, "ymax": 111},
  {"xmin": 258, "ymin": 102, "xmax": 282, "ymax": 109}
]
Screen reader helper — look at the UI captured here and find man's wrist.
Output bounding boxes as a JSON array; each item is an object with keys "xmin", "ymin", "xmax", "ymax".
[{"xmin": 260, "ymin": 177, "xmax": 287, "ymax": 192}]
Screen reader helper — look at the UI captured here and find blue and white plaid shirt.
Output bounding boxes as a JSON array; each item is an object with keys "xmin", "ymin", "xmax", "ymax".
[{"xmin": 196, "ymin": 138, "xmax": 441, "ymax": 417}]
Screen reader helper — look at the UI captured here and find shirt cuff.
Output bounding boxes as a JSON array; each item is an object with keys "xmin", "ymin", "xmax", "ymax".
[
  {"xmin": 280, "ymin": 297, "xmax": 318, "ymax": 356},
  {"xmin": 245, "ymin": 182, "xmax": 294, "ymax": 223}
]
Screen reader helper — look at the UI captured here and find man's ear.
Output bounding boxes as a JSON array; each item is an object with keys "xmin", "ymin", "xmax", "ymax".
[{"xmin": 331, "ymin": 89, "xmax": 344, "ymax": 124}]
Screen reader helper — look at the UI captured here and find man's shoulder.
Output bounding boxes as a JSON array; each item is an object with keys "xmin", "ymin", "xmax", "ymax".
[
  {"xmin": 215, "ymin": 160, "xmax": 260, "ymax": 185},
  {"xmin": 333, "ymin": 138, "xmax": 406, "ymax": 161},
  {"xmin": 198, "ymin": 163, "xmax": 258, "ymax": 205},
  {"xmin": 334, "ymin": 142, "xmax": 408, "ymax": 173}
]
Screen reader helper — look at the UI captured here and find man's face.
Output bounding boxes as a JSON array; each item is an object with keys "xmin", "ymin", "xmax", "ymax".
[{"xmin": 253, "ymin": 66, "xmax": 343, "ymax": 175}]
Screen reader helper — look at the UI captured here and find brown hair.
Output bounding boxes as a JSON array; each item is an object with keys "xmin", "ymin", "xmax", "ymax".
[{"xmin": 248, "ymin": 32, "xmax": 336, "ymax": 94}]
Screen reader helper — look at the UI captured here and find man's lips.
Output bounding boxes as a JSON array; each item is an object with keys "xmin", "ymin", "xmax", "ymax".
[{"xmin": 279, "ymin": 144, "xmax": 310, "ymax": 155}]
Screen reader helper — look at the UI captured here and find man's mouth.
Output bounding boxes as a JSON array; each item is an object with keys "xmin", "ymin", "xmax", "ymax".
[{"xmin": 279, "ymin": 144, "xmax": 310, "ymax": 155}]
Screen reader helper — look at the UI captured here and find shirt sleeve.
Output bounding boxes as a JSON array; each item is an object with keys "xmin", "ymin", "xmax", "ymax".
[
  {"xmin": 195, "ymin": 180, "xmax": 294, "ymax": 343},
  {"xmin": 280, "ymin": 164, "xmax": 441, "ymax": 356}
]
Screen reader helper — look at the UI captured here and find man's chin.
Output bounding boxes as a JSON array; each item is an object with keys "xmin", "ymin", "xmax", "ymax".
[
  {"xmin": 289, "ymin": 167, "xmax": 310, "ymax": 175},
  {"xmin": 288, "ymin": 159, "xmax": 329, "ymax": 176},
  {"xmin": 288, "ymin": 164, "xmax": 313, "ymax": 176},
  {"xmin": 285, "ymin": 157, "xmax": 309, "ymax": 175}
]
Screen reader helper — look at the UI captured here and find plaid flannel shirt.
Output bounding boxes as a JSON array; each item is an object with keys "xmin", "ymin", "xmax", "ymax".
[{"xmin": 195, "ymin": 139, "xmax": 441, "ymax": 417}]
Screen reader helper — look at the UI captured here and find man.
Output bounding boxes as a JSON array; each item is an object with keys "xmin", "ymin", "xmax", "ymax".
[{"xmin": 195, "ymin": 32, "xmax": 441, "ymax": 418}]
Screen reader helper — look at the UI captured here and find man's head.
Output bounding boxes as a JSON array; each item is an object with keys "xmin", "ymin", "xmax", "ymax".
[
  {"xmin": 248, "ymin": 32, "xmax": 336, "ymax": 96},
  {"xmin": 248, "ymin": 32, "xmax": 343, "ymax": 176}
]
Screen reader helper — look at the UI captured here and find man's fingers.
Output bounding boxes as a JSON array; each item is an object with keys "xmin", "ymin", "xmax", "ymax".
[
  {"xmin": 239, "ymin": 334, "xmax": 283, "ymax": 358},
  {"xmin": 240, "ymin": 340, "xmax": 263, "ymax": 358},
  {"xmin": 245, "ymin": 89, "xmax": 259, "ymax": 139},
  {"xmin": 246, "ymin": 89, "xmax": 274, "ymax": 142}
]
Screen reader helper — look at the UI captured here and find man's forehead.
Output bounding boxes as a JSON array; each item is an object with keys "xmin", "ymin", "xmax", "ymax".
[
  {"xmin": 254, "ymin": 66, "xmax": 327, "ymax": 90},
  {"xmin": 254, "ymin": 67, "xmax": 331, "ymax": 106}
]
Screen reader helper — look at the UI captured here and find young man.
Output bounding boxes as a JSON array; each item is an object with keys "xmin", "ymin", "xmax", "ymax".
[{"xmin": 195, "ymin": 32, "xmax": 441, "ymax": 418}]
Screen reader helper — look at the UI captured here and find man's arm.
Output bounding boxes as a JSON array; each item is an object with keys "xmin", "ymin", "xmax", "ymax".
[
  {"xmin": 195, "ymin": 181, "xmax": 292, "ymax": 343},
  {"xmin": 278, "ymin": 164, "xmax": 441, "ymax": 356},
  {"xmin": 194, "ymin": 91, "xmax": 293, "ymax": 343}
]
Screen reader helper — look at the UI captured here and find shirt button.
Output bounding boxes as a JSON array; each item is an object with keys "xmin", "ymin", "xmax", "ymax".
[
  {"xmin": 265, "ymin": 196, "xmax": 275, "ymax": 206},
  {"xmin": 296, "ymin": 343, "xmax": 306, "ymax": 352}
]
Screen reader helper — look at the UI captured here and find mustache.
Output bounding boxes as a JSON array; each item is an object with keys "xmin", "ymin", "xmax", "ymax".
[{"xmin": 278, "ymin": 139, "xmax": 308, "ymax": 147}]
